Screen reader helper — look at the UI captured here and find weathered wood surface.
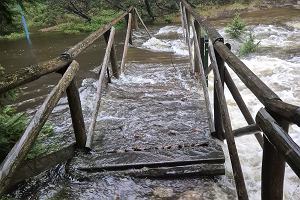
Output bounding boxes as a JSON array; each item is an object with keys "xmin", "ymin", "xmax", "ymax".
[
  {"xmin": 66, "ymin": 80, "xmax": 87, "ymax": 148},
  {"xmin": 224, "ymin": 68, "xmax": 263, "ymax": 146},
  {"xmin": 191, "ymin": 20, "xmax": 214, "ymax": 133},
  {"xmin": 256, "ymin": 108, "xmax": 300, "ymax": 178},
  {"xmin": 0, "ymin": 61, "xmax": 79, "ymax": 195},
  {"xmin": 0, "ymin": 7, "xmax": 133, "ymax": 94},
  {"xmin": 134, "ymin": 8, "xmax": 152, "ymax": 38},
  {"xmin": 86, "ymin": 27, "xmax": 116, "ymax": 149},
  {"xmin": 208, "ymin": 42, "xmax": 248, "ymax": 200},
  {"xmin": 257, "ymin": 108, "xmax": 293, "ymax": 199},
  {"xmin": 104, "ymin": 29, "xmax": 119, "ymax": 79},
  {"xmin": 7, "ymin": 144, "xmax": 75, "ymax": 190},
  {"xmin": 120, "ymin": 13, "xmax": 132, "ymax": 73},
  {"xmin": 233, "ymin": 124, "xmax": 261, "ymax": 137}
]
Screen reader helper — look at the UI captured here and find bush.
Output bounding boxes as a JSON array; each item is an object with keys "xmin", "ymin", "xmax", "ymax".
[
  {"xmin": 225, "ymin": 14, "xmax": 246, "ymax": 39},
  {"xmin": 239, "ymin": 32, "xmax": 260, "ymax": 56}
]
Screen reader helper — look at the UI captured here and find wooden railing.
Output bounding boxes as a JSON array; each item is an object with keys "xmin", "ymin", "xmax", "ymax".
[
  {"xmin": 179, "ymin": 0, "xmax": 300, "ymax": 199},
  {"xmin": 0, "ymin": 6, "xmax": 152, "ymax": 195}
]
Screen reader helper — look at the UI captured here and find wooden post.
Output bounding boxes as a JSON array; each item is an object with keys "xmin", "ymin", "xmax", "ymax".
[
  {"xmin": 134, "ymin": 8, "xmax": 152, "ymax": 39},
  {"xmin": 208, "ymin": 42, "xmax": 249, "ymax": 200},
  {"xmin": 261, "ymin": 112, "xmax": 288, "ymax": 200},
  {"xmin": 194, "ymin": 20, "xmax": 201, "ymax": 74},
  {"xmin": 125, "ymin": 14, "xmax": 133, "ymax": 45},
  {"xmin": 131, "ymin": 10, "xmax": 138, "ymax": 30},
  {"xmin": 104, "ymin": 29, "xmax": 119, "ymax": 79},
  {"xmin": 0, "ymin": 61, "xmax": 79, "ymax": 195},
  {"xmin": 66, "ymin": 79, "xmax": 87, "ymax": 148},
  {"xmin": 85, "ymin": 27, "xmax": 116, "ymax": 149},
  {"xmin": 121, "ymin": 13, "xmax": 132, "ymax": 73},
  {"xmin": 179, "ymin": 2, "xmax": 185, "ymax": 38}
]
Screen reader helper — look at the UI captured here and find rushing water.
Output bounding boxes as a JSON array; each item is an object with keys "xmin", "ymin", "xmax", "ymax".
[{"xmin": 1, "ymin": 7, "xmax": 300, "ymax": 199}]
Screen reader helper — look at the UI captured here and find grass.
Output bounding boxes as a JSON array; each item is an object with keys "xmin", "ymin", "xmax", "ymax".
[{"xmin": 0, "ymin": 32, "xmax": 25, "ymax": 40}]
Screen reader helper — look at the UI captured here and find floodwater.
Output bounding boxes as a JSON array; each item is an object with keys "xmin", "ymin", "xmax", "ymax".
[{"xmin": 1, "ymin": 6, "xmax": 300, "ymax": 200}]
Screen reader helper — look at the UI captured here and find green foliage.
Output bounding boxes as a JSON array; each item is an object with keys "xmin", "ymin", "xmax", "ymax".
[
  {"xmin": 239, "ymin": 32, "xmax": 260, "ymax": 56},
  {"xmin": 0, "ymin": 32, "xmax": 24, "ymax": 40},
  {"xmin": 225, "ymin": 14, "xmax": 246, "ymax": 39},
  {"xmin": 0, "ymin": 65, "xmax": 54, "ymax": 162}
]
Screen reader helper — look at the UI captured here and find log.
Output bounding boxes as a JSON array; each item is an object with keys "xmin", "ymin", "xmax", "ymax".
[
  {"xmin": 256, "ymin": 108, "xmax": 300, "ymax": 178},
  {"xmin": 104, "ymin": 29, "xmax": 119, "ymax": 79},
  {"xmin": 224, "ymin": 68, "xmax": 263, "ymax": 146},
  {"xmin": 120, "ymin": 13, "xmax": 132, "ymax": 73},
  {"xmin": 193, "ymin": 20, "xmax": 201, "ymax": 74},
  {"xmin": 131, "ymin": 9, "xmax": 138, "ymax": 30},
  {"xmin": 7, "ymin": 144, "xmax": 75, "ymax": 190},
  {"xmin": 233, "ymin": 124, "xmax": 261, "ymax": 137},
  {"xmin": 78, "ymin": 157, "xmax": 225, "ymax": 172},
  {"xmin": 257, "ymin": 108, "xmax": 289, "ymax": 200},
  {"xmin": 208, "ymin": 42, "xmax": 249, "ymax": 200},
  {"xmin": 85, "ymin": 27, "xmax": 116, "ymax": 149},
  {"xmin": 182, "ymin": 6, "xmax": 194, "ymax": 73},
  {"xmin": 134, "ymin": 8, "xmax": 152, "ymax": 39},
  {"xmin": 66, "ymin": 80, "xmax": 87, "ymax": 148},
  {"xmin": 0, "ymin": 61, "xmax": 79, "ymax": 195},
  {"xmin": 179, "ymin": 2, "xmax": 185, "ymax": 38},
  {"xmin": 0, "ymin": 7, "xmax": 133, "ymax": 94},
  {"xmin": 191, "ymin": 21, "xmax": 214, "ymax": 133}
]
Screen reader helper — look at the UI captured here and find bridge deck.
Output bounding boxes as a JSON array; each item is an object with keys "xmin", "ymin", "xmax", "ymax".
[{"xmin": 70, "ymin": 61, "xmax": 224, "ymax": 177}]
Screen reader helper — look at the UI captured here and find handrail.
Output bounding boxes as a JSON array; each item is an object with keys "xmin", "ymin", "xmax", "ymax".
[
  {"xmin": 0, "ymin": 61, "xmax": 80, "ymax": 194},
  {"xmin": 180, "ymin": 0, "xmax": 300, "ymax": 126},
  {"xmin": 179, "ymin": 0, "xmax": 300, "ymax": 199},
  {"xmin": 0, "ymin": 7, "xmax": 134, "ymax": 94}
]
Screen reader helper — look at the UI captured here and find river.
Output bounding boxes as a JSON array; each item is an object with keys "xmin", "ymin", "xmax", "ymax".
[{"xmin": 1, "ymin": 6, "xmax": 299, "ymax": 200}]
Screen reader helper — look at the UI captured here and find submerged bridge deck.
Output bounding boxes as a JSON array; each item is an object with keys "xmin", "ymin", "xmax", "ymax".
[
  {"xmin": 1, "ymin": 0, "xmax": 300, "ymax": 199},
  {"xmin": 71, "ymin": 62, "xmax": 224, "ymax": 177}
]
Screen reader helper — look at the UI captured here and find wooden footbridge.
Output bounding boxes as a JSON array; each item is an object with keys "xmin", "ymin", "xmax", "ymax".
[{"xmin": 1, "ymin": 0, "xmax": 300, "ymax": 199}]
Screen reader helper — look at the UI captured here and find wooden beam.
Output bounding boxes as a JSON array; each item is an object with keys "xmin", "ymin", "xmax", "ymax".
[
  {"xmin": 256, "ymin": 108, "xmax": 300, "ymax": 178},
  {"xmin": 0, "ymin": 61, "xmax": 79, "ymax": 195},
  {"xmin": 224, "ymin": 68, "xmax": 263, "ymax": 146},
  {"xmin": 191, "ymin": 20, "xmax": 214, "ymax": 133},
  {"xmin": 208, "ymin": 42, "xmax": 249, "ymax": 200},
  {"xmin": 85, "ymin": 27, "xmax": 116, "ymax": 149},
  {"xmin": 134, "ymin": 8, "xmax": 152, "ymax": 39},
  {"xmin": 233, "ymin": 124, "xmax": 261, "ymax": 137},
  {"xmin": 78, "ymin": 157, "xmax": 225, "ymax": 172},
  {"xmin": 120, "ymin": 13, "xmax": 132, "ymax": 73},
  {"xmin": 7, "ymin": 144, "xmax": 75, "ymax": 191}
]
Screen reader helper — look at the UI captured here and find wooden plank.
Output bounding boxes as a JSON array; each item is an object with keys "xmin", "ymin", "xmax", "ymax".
[
  {"xmin": 193, "ymin": 20, "xmax": 201, "ymax": 73},
  {"xmin": 179, "ymin": 2, "xmax": 185, "ymax": 38},
  {"xmin": 233, "ymin": 124, "xmax": 261, "ymax": 137},
  {"xmin": 120, "ymin": 13, "xmax": 132, "ymax": 73},
  {"xmin": 104, "ymin": 29, "xmax": 119, "ymax": 79},
  {"xmin": 78, "ymin": 158, "xmax": 225, "ymax": 172},
  {"xmin": 208, "ymin": 42, "xmax": 249, "ymax": 200},
  {"xmin": 256, "ymin": 108, "xmax": 300, "ymax": 178},
  {"xmin": 85, "ymin": 27, "xmax": 116, "ymax": 149},
  {"xmin": 257, "ymin": 108, "xmax": 290, "ymax": 200},
  {"xmin": 66, "ymin": 80, "xmax": 87, "ymax": 148},
  {"xmin": 134, "ymin": 8, "xmax": 152, "ymax": 39},
  {"xmin": 7, "ymin": 144, "xmax": 75, "ymax": 190},
  {"xmin": 0, "ymin": 61, "xmax": 79, "ymax": 195},
  {"xmin": 191, "ymin": 20, "xmax": 214, "ymax": 133},
  {"xmin": 0, "ymin": 7, "xmax": 133, "ymax": 94},
  {"xmin": 224, "ymin": 68, "xmax": 263, "ymax": 146}
]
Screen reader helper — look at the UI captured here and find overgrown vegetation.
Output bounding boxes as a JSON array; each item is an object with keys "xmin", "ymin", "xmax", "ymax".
[
  {"xmin": 225, "ymin": 14, "xmax": 246, "ymax": 39},
  {"xmin": 239, "ymin": 32, "xmax": 260, "ymax": 56},
  {"xmin": 0, "ymin": 65, "xmax": 54, "ymax": 162}
]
